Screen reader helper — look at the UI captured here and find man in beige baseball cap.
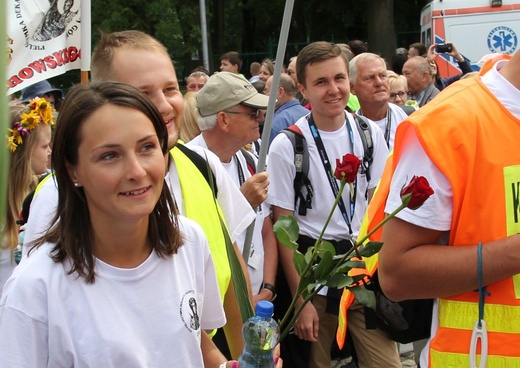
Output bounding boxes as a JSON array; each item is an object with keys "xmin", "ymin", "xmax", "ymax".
[
  {"xmin": 188, "ymin": 72, "xmax": 278, "ymax": 309},
  {"xmin": 196, "ymin": 71, "xmax": 270, "ymax": 117}
]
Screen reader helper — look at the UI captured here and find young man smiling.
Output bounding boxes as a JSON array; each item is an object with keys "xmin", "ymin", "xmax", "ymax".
[{"xmin": 267, "ymin": 42, "xmax": 398, "ymax": 368}]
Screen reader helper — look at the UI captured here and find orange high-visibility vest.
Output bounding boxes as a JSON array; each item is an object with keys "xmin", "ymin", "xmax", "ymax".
[{"xmin": 355, "ymin": 74, "xmax": 520, "ymax": 367}]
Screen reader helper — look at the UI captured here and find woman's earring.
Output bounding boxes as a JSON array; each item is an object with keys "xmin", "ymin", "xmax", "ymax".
[{"xmin": 74, "ymin": 182, "xmax": 80, "ymax": 187}]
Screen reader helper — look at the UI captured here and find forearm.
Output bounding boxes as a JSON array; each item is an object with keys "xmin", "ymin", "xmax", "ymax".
[
  {"xmin": 457, "ymin": 59, "xmax": 473, "ymax": 75},
  {"xmin": 272, "ymin": 207, "xmax": 301, "ymax": 300},
  {"xmin": 261, "ymin": 216, "xmax": 278, "ymax": 287},
  {"xmin": 379, "ymin": 217, "xmax": 520, "ymax": 301},
  {"xmin": 201, "ymin": 331, "xmax": 229, "ymax": 367}
]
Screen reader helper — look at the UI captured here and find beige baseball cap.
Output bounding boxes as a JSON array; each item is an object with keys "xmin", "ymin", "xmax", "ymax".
[{"xmin": 196, "ymin": 71, "xmax": 269, "ymax": 117}]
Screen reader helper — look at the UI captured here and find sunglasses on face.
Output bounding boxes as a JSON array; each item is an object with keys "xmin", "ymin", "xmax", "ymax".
[{"xmin": 223, "ymin": 109, "xmax": 262, "ymax": 120}]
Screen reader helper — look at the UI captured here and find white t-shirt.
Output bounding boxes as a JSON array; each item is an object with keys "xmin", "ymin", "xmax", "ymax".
[
  {"xmin": 358, "ymin": 103, "xmax": 408, "ymax": 150},
  {"xmin": 268, "ymin": 112, "xmax": 389, "ymax": 241},
  {"xmin": 0, "ymin": 216, "xmax": 225, "ymax": 367},
  {"xmin": 385, "ymin": 60, "xmax": 520, "ymax": 230},
  {"xmin": 381, "ymin": 60, "xmax": 520, "ymax": 368},
  {"xmin": 0, "ymin": 245, "xmax": 16, "ymax": 296},
  {"xmin": 188, "ymin": 135, "xmax": 267, "ymax": 294},
  {"xmin": 23, "ymin": 145, "xmax": 255, "ymax": 252}
]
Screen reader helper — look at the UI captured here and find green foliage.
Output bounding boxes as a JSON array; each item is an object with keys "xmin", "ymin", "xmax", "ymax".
[
  {"xmin": 313, "ymin": 250, "xmax": 334, "ymax": 282},
  {"xmin": 293, "ymin": 251, "xmax": 307, "ymax": 275},
  {"xmin": 49, "ymin": 0, "xmax": 424, "ymax": 86},
  {"xmin": 349, "ymin": 285, "xmax": 376, "ymax": 310},
  {"xmin": 357, "ymin": 241, "xmax": 384, "ymax": 258},
  {"xmin": 273, "ymin": 214, "xmax": 299, "ymax": 251}
]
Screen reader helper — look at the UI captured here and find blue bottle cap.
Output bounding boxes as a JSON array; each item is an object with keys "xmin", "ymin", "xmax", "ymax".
[{"xmin": 255, "ymin": 300, "xmax": 274, "ymax": 318}]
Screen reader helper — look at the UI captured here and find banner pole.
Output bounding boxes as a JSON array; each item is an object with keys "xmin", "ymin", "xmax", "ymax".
[
  {"xmin": 80, "ymin": 0, "xmax": 91, "ymax": 85},
  {"xmin": 242, "ymin": 0, "xmax": 295, "ymax": 261},
  {"xmin": 1, "ymin": 0, "xmax": 8, "ymax": 225}
]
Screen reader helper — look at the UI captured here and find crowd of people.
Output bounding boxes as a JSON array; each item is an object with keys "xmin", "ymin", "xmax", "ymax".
[{"xmin": 1, "ymin": 31, "xmax": 519, "ymax": 368}]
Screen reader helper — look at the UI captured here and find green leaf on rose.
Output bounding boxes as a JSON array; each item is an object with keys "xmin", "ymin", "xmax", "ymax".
[
  {"xmin": 273, "ymin": 215, "xmax": 300, "ymax": 251},
  {"xmin": 333, "ymin": 259, "xmax": 366, "ymax": 273},
  {"xmin": 349, "ymin": 285, "xmax": 376, "ymax": 310},
  {"xmin": 299, "ymin": 274, "xmax": 316, "ymax": 299},
  {"xmin": 325, "ymin": 273, "xmax": 354, "ymax": 288},
  {"xmin": 304, "ymin": 246, "xmax": 315, "ymax": 264},
  {"xmin": 356, "ymin": 241, "xmax": 384, "ymax": 258},
  {"xmin": 313, "ymin": 250, "xmax": 334, "ymax": 281},
  {"xmin": 293, "ymin": 251, "xmax": 307, "ymax": 275},
  {"xmin": 316, "ymin": 240, "xmax": 336, "ymax": 257}
]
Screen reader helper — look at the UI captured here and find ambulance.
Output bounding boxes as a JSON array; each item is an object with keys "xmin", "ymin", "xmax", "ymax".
[{"xmin": 420, "ymin": 0, "xmax": 520, "ymax": 76}]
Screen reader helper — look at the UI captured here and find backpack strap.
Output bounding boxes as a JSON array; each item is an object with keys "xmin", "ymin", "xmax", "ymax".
[
  {"xmin": 175, "ymin": 143, "xmax": 218, "ymax": 198},
  {"xmin": 352, "ymin": 114, "xmax": 374, "ymax": 198},
  {"xmin": 18, "ymin": 172, "xmax": 52, "ymax": 227},
  {"xmin": 239, "ymin": 148, "xmax": 257, "ymax": 176},
  {"xmin": 281, "ymin": 125, "xmax": 314, "ymax": 216}
]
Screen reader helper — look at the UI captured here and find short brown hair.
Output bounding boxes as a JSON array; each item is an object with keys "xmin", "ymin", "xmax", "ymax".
[
  {"xmin": 92, "ymin": 30, "xmax": 170, "ymax": 81},
  {"xmin": 409, "ymin": 42, "xmax": 427, "ymax": 57},
  {"xmin": 296, "ymin": 42, "xmax": 348, "ymax": 86},
  {"xmin": 220, "ymin": 51, "xmax": 242, "ymax": 70}
]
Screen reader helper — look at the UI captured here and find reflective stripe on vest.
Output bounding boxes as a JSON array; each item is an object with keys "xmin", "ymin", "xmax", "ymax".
[
  {"xmin": 171, "ymin": 146, "xmax": 231, "ymax": 300},
  {"xmin": 34, "ymin": 172, "xmax": 54, "ymax": 196}
]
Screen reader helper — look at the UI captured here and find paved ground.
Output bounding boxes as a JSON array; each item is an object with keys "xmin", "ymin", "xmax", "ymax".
[{"xmin": 331, "ymin": 351, "xmax": 417, "ymax": 368}]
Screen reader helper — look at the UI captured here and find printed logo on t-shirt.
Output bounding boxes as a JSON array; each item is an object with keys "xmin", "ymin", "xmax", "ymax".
[{"xmin": 180, "ymin": 290, "xmax": 201, "ymax": 334}]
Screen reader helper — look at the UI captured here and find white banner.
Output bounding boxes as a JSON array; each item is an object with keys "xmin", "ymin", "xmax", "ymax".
[{"xmin": 6, "ymin": 0, "xmax": 85, "ymax": 95}]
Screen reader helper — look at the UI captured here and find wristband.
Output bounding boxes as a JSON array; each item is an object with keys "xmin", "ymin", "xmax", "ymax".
[
  {"xmin": 261, "ymin": 282, "xmax": 277, "ymax": 301},
  {"xmin": 219, "ymin": 363, "xmax": 227, "ymax": 368}
]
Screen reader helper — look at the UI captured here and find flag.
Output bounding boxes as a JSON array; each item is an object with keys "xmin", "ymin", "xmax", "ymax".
[{"xmin": 6, "ymin": 0, "xmax": 89, "ymax": 95}]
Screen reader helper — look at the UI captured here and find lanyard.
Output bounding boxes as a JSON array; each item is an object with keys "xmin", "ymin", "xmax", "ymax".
[
  {"xmin": 234, "ymin": 154, "xmax": 246, "ymax": 186},
  {"xmin": 384, "ymin": 111, "xmax": 392, "ymax": 148},
  {"xmin": 307, "ymin": 113, "xmax": 355, "ymax": 235},
  {"xmin": 359, "ymin": 108, "xmax": 391, "ymax": 148}
]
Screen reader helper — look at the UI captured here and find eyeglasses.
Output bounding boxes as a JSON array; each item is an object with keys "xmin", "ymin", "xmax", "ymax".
[
  {"xmin": 223, "ymin": 109, "xmax": 262, "ymax": 120},
  {"xmin": 389, "ymin": 91, "xmax": 407, "ymax": 99}
]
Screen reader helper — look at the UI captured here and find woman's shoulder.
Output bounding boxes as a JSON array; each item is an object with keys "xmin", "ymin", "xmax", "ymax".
[
  {"xmin": 1, "ymin": 244, "xmax": 65, "ymax": 319},
  {"xmin": 177, "ymin": 216, "xmax": 208, "ymax": 247}
]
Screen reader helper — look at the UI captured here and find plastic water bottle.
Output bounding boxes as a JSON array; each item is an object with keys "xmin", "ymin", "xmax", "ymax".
[{"xmin": 238, "ymin": 300, "xmax": 280, "ymax": 368}]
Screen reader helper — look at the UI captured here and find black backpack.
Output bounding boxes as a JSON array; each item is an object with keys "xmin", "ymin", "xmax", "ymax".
[{"xmin": 280, "ymin": 113, "xmax": 374, "ymax": 216}]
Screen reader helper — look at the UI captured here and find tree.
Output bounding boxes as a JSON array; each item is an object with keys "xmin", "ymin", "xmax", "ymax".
[
  {"xmin": 367, "ymin": 0, "xmax": 396, "ymax": 64},
  {"xmin": 50, "ymin": 0, "xmax": 424, "ymax": 88}
]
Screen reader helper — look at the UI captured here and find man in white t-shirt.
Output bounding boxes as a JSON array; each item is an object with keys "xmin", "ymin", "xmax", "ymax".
[
  {"xmin": 188, "ymin": 72, "xmax": 278, "ymax": 306},
  {"xmin": 378, "ymin": 52, "xmax": 520, "ymax": 367},
  {"xmin": 349, "ymin": 52, "xmax": 409, "ymax": 150},
  {"xmin": 267, "ymin": 41, "xmax": 398, "ymax": 368},
  {"xmin": 22, "ymin": 30, "xmax": 255, "ymax": 364}
]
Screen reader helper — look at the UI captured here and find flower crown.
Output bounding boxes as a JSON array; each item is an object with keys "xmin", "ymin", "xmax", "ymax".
[{"xmin": 7, "ymin": 97, "xmax": 55, "ymax": 152}]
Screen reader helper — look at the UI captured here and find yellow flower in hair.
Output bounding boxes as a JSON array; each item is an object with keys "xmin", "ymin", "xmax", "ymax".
[
  {"xmin": 7, "ymin": 133, "xmax": 18, "ymax": 152},
  {"xmin": 6, "ymin": 97, "xmax": 54, "ymax": 152},
  {"xmin": 20, "ymin": 111, "xmax": 41, "ymax": 130},
  {"xmin": 30, "ymin": 98, "xmax": 54, "ymax": 125},
  {"xmin": 8, "ymin": 129, "xmax": 22, "ymax": 145}
]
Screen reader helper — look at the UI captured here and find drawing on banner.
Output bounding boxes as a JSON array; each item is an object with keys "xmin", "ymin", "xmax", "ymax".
[{"xmin": 33, "ymin": 0, "xmax": 79, "ymax": 42}]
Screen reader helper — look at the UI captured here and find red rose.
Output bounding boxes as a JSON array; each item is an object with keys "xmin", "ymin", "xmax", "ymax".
[
  {"xmin": 400, "ymin": 176, "xmax": 434, "ymax": 210},
  {"xmin": 334, "ymin": 154, "xmax": 361, "ymax": 183}
]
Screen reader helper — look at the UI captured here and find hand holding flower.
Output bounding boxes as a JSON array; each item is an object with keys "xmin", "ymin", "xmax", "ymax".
[{"xmin": 273, "ymin": 152, "xmax": 435, "ymax": 342}]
